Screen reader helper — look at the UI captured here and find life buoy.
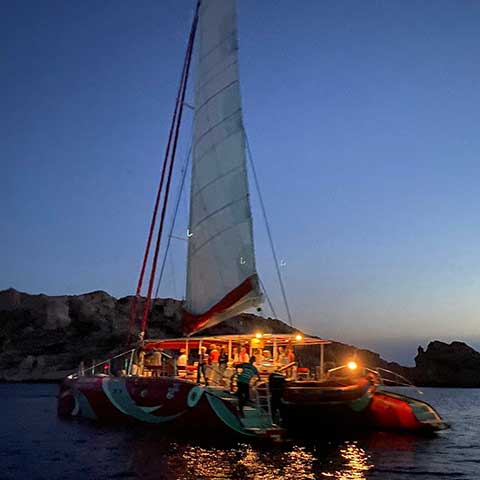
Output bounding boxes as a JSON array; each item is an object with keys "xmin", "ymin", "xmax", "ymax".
[{"xmin": 187, "ymin": 386, "xmax": 204, "ymax": 407}]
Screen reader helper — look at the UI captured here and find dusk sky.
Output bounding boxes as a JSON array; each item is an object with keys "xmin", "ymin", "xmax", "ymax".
[{"xmin": 3, "ymin": 1, "xmax": 480, "ymax": 364}]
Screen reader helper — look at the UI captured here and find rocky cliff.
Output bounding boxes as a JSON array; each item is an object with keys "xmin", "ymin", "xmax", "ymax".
[
  {"xmin": 414, "ymin": 340, "xmax": 480, "ymax": 387},
  {"xmin": 0, "ymin": 288, "xmax": 473, "ymax": 386}
]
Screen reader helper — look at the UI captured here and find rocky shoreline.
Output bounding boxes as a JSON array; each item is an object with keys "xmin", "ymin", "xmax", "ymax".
[{"xmin": 0, "ymin": 288, "xmax": 475, "ymax": 386}]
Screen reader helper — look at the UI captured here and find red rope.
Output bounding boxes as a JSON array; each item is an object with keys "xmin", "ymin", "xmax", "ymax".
[
  {"xmin": 127, "ymin": 3, "xmax": 199, "ymax": 345},
  {"xmin": 140, "ymin": 8, "xmax": 199, "ymax": 335}
]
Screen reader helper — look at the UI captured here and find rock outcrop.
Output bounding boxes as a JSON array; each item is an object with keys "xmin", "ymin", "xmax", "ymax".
[
  {"xmin": 0, "ymin": 288, "xmax": 183, "ymax": 381},
  {"xmin": 413, "ymin": 340, "xmax": 480, "ymax": 387}
]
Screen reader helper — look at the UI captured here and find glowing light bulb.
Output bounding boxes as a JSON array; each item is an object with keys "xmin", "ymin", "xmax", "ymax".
[
  {"xmin": 295, "ymin": 334, "xmax": 303, "ymax": 341},
  {"xmin": 255, "ymin": 332, "xmax": 262, "ymax": 339},
  {"xmin": 347, "ymin": 361, "xmax": 358, "ymax": 370}
]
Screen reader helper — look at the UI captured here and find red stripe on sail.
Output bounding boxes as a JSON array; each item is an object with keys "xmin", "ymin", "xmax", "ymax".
[{"xmin": 182, "ymin": 275, "xmax": 255, "ymax": 335}]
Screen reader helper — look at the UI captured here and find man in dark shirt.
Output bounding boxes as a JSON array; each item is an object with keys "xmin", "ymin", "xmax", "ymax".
[{"xmin": 236, "ymin": 356, "xmax": 259, "ymax": 416}]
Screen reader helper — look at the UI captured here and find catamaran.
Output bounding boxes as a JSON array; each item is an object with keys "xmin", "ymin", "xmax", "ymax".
[{"xmin": 58, "ymin": 0, "xmax": 447, "ymax": 439}]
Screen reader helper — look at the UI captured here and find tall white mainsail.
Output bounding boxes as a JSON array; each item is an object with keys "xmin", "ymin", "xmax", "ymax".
[{"xmin": 184, "ymin": 0, "xmax": 262, "ymax": 334}]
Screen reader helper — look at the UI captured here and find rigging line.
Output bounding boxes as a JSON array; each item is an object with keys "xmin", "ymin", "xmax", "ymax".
[
  {"xmin": 154, "ymin": 146, "xmax": 192, "ymax": 299},
  {"xmin": 140, "ymin": 6, "xmax": 199, "ymax": 336},
  {"xmin": 170, "ymin": 247, "xmax": 177, "ymax": 299},
  {"xmin": 127, "ymin": 77, "xmax": 185, "ymax": 345},
  {"xmin": 126, "ymin": 4, "xmax": 198, "ymax": 346},
  {"xmin": 258, "ymin": 277, "xmax": 277, "ymax": 320},
  {"xmin": 245, "ymin": 134, "xmax": 294, "ymax": 326}
]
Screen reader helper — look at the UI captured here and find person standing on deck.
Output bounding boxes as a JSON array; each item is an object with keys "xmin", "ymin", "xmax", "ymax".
[
  {"xmin": 208, "ymin": 344, "xmax": 219, "ymax": 383},
  {"xmin": 286, "ymin": 347, "xmax": 295, "ymax": 363},
  {"xmin": 134, "ymin": 346, "xmax": 145, "ymax": 376},
  {"xmin": 236, "ymin": 356, "xmax": 259, "ymax": 416},
  {"xmin": 197, "ymin": 346, "xmax": 209, "ymax": 386},
  {"xmin": 231, "ymin": 346, "xmax": 240, "ymax": 366},
  {"xmin": 218, "ymin": 346, "xmax": 228, "ymax": 385},
  {"xmin": 239, "ymin": 346, "xmax": 249, "ymax": 363},
  {"xmin": 278, "ymin": 346, "xmax": 288, "ymax": 365},
  {"xmin": 177, "ymin": 348, "xmax": 188, "ymax": 375},
  {"xmin": 149, "ymin": 348, "xmax": 163, "ymax": 377},
  {"xmin": 254, "ymin": 349, "xmax": 264, "ymax": 365}
]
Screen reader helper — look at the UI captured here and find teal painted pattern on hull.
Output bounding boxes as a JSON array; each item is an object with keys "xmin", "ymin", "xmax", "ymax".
[
  {"xmin": 102, "ymin": 378, "xmax": 187, "ymax": 423},
  {"xmin": 74, "ymin": 389, "xmax": 97, "ymax": 420},
  {"xmin": 350, "ymin": 391, "xmax": 373, "ymax": 412},
  {"xmin": 206, "ymin": 392, "xmax": 255, "ymax": 436}
]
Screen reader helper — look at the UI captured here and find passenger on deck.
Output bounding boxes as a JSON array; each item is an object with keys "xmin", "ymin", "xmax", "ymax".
[
  {"xmin": 262, "ymin": 350, "xmax": 272, "ymax": 363},
  {"xmin": 236, "ymin": 356, "xmax": 259, "ymax": 416},
  {"xmin": 209, "ymin": 344, "xmax": 219, "ymax": 383},
  {"xmin": 177, "ymin": 348, "xmax": 187, "ymax": 368},
  {"xmin": 134, "ymin": 347, "xmax": 145, "ymax": 376},
  {"xmin": 239, "ymin": 346, "xmax": 249, "ymax": 363},
  {"xmin": 148, "ymin": 348, "xmax": 163, "ymax": 377},
  {"xmin": 286, "ymin": 347, "xmax": 295, "ymax": 363},
  {"xmin": 151, "ymin": 348, "xmax": 162, "ymax": 367},
  {"xmin": 197, "ymin": 346, "xmax": 209, "ymax": 386},
  {"xmin": 278, "ymin": 346, "xmax": 288, "ymax": 365},
  {"xmin": 254, "ymin": 349, "xmax": 264, "ymax": 364},
  {"xmin": 231, "ymin": 347, "xmax": 240, "ymax": 365},
  {"xmin": 219, "ymin": 346, "xmax": 228, "ymax": 384},
  {"xmin": 285, "ymin": 347, "xmax": 295, "ymax": 378}
]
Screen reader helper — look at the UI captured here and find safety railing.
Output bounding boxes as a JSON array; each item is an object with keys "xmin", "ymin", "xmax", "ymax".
[
  {"xmin": 369, "ymin": 367, "xmax": 423, "ymax": 394},
  {"xmin": 69, "ymin": 349, "xmax": 174, "ymax": 379},
  {"xmin": 68, "ymin": 349, "xmax": 136, "ymax": 379},
  {"xmin": 325, "ymin": 363, "xmax": 422, "ymax": 393}
]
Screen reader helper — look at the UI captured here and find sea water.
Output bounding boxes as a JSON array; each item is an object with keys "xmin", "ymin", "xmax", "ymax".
[{"xmin": 0, "ymin": 384, "xmax": 479, "ymax": 480}]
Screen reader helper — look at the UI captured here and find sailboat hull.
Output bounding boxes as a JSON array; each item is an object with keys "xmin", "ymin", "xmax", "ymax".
[
  {"xmin": 274, "ymin": 379, "xmax": 447, "ymax": 435},
  {"xmin": 57, "ymin": 376, "xmax": 281, "ymax": 440},
  {"xmin": 276, "ymin": 377, "xmax": 376, "ymax": 435}
]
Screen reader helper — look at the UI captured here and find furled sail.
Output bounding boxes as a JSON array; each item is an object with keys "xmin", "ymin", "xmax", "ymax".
[{"xmin": 183, "ymin": 0, "xmax": 262, "ymax": 335}]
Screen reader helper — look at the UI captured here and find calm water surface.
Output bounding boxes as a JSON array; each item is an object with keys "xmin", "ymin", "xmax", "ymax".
[{"xmin": 0, "ymin": 384, "xmax": 479, "ymax": 479}]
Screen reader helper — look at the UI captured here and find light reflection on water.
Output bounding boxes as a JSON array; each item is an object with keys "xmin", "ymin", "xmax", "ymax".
[
  {"xmin": 336, "ymin": 442, "xmax": 372, "ymax": 479},
  {"xmin": 3, "ymin": 385, "xmax": 480, "ymax": 480},
  {"xmin": 144, "ymin": 440, "xmax": 371, "ymax": 480}
]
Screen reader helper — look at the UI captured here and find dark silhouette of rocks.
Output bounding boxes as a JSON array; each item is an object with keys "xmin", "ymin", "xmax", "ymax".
[
  {"xmin": 1, "ymin": 288, "xmax": 476, "ymax": 386},
  {"xmin": 0, "ymin": 288, "xmax": 181, "ymax": 381},
  {"xmin": 413, "ymin": 340, "xmax": 480, "ymax": 387}
]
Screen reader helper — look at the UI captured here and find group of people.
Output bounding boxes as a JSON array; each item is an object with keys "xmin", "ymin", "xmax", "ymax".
[
  {"xmin": 133, "ymin": 346, "xmax": 164, "ymax": 376},
  {"xmin": 193, "ymin": 344, "xmax": 296, "ymax": 387},
  {"xmin": 196, "ymin": 344, "xmax": 229, "ymax": 386},
  {"xmin": 250, "ymin": 346, "xmax": 295, "ymax": 366},
  {"xmin": 133, "ymin": 343, "xmax": 296, "ymax": 382}
]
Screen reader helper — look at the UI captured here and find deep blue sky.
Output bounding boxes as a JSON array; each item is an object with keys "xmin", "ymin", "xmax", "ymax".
[{"xmin": 3, "ymin": 1, "xmax": 480, "ymax": 364}]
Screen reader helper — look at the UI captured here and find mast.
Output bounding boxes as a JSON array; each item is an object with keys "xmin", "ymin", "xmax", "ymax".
[{"xmin": 128, "ymin": 2, "xmax": 200, "ymax": 344}]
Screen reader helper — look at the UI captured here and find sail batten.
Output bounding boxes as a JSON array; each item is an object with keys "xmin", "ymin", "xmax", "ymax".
[{"xmin": 184, "ymin": 0, "xmax": 262, "ymax": 334}]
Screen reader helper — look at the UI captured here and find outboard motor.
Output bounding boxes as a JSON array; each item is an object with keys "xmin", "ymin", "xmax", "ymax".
[{"xmin": 269, "ymin": 373, "xmax": 286, "ymax": 424}]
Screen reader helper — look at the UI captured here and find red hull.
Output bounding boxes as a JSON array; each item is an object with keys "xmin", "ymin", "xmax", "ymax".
[
  {"xmin": 272, "ymin": 377, "xmax": 447, "ymax": 435},
  {"xmin": 58, "ymin": 376, "xmax": 283, "ymax": 440},
  {"xmin": 58, "ymin": 375, "xmax": 447, "ymax": 438},
  {"xmin": 58, "ymin": 375, "xmax": 282, "ymax": 440},
  {"xmin": 369, "ymin": 390, "xmax": 448, "ymax": 433}
]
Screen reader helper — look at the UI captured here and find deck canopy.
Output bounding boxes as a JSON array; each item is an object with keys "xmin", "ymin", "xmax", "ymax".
[{"xmin": 145, "ymin": 333, "xmax": 331, "ymax": 351}]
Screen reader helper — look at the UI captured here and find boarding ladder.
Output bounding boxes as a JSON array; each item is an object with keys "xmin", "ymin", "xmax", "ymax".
[{"xmin": 240, "ymin": 382, "xmax": 274, "ymax": 432}]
